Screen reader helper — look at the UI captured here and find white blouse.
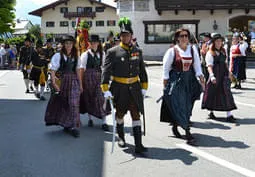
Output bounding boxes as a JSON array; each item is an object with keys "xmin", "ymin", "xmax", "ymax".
[
  {"xmin": 205, "ymin": 51, "xmax": 227, "ymax": 67},
  {"xmin": 49, "ymin": 53, "xmax": 81, "ymax": 71},
  {"xmin": 162, "ymin": 44, "xmax": 203, "ymax": 80},
  {"xmin": 230, "ymin": 43, "xmax": 247, "ymax": 59},
  {"xmin": 79, "ymin": 49, "xmax": 105, "ymax": 69}
]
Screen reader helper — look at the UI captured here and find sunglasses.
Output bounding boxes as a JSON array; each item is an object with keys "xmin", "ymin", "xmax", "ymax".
[{"xmin": 179, "ymin": 34, "xmax": 188, "ymax": 38}]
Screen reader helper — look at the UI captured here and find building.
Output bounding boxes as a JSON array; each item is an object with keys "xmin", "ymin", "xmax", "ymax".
[
  {"xmin": 29, "ymin": 0, "xmax": 118, "ymax": 42},
  {"xmin": 116, "ymin": 0, "xmax": 255, "ymax": 58},
  {"xmin": 12, "ymin": 19, "xmax": 33, "ymax": 36}
]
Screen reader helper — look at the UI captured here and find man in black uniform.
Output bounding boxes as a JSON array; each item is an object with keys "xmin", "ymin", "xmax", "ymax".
[
  {"xmin": 103, "ymin": 31, "xmax": 115, "ymax": 53},
  {"xmin": 101, "ymin": 17, "xmax": 148, "ymax": 154},
  {"xmin": 30, "ymin": 40, "xmax": 48, "ymax": 100},
  {"xmin": 19, "ymin": 36, "xmax": 37, "ymax": 93}
]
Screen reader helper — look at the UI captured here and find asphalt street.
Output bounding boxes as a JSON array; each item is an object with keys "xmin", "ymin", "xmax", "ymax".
[{"xmin": 0, "ymin": 66, "xmax": 255, "ymax": 177}]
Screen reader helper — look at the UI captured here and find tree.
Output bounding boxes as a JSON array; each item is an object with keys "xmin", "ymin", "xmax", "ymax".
[
  {"xmin": 28, "ymin": 24, "xmax": 42, "ymax": 40},
  {"xmin": 0, "ymin": 0, "xmax": 16, "ymax": 33}
]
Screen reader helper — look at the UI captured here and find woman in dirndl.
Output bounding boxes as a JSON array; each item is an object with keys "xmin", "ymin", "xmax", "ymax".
[
  {"xmin": 44, "ymin": 35, "xmax": 83, "ymax": 138},
  {"xmin": 79, "ymin": 34, "xmax": 110, "ymax": 131},
  {"xmin": 202, "ymin": 33, "xmax": 237, "ymax": 122},
  {"xmin": 229, "ymin": 33, "xmax": 248, "ymax": 89},
  {"xmin": 160, "ymin": 28, "xmax": 205, "ymax": 144}
]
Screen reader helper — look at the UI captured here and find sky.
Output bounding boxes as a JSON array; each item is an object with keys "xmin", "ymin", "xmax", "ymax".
[{"xmin": 14, "ymin": 0, "xmax": 116, "ymax": 25}]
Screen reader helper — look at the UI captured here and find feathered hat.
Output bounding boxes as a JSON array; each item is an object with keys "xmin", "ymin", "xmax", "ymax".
[{"xmin": 118, "ymin": 17, "xmax": 133, "ymax": 34}]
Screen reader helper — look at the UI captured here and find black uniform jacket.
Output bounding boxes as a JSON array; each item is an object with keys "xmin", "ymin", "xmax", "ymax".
[
  {"xmin": 101, "ymin": 43, "xmax": 148, "ymax": 114},
  {"xmin": 19, "ymin": 46, "xmax": 37, "ymax": 66}
]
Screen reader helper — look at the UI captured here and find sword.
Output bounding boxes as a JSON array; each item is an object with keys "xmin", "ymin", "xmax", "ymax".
[{"xmin": 109, "ymin": 98, "xmax": 116, "ymax": 154}]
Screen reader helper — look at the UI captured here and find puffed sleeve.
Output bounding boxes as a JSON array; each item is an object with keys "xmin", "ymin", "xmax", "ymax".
[
  {"xmin": 205, "ymin": 51, "xmax": 214, "ymax": 66},
  {"xmin": 162, "ymin": 47, "xmax": 174, "ymax": 80},
  {"xmin": 192, "ymin": 45, "xmax": 203, "ymax": 76},
  {"xmin": 49, "ymin": 53, "xmax": 61, "ymax": 71},
  {"xmin": 79, "ymin": 51, "xmax": 88, "ymax": 69}
]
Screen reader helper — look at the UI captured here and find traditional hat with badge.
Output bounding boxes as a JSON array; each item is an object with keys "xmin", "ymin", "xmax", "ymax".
[
  {"xmin": 211, "ymin": 33, "xmax": 225, "ymax": 42},
  {"xmin": 89, "ymin": 34, "xmax": 100, "ymax": 42},
  {"xmin": 118, "ymin": 17, "xmax": 133, "ymax": 34},
  {"xmin": 61, "ymin": 35, "xmax": 76, "ymax": 43}
]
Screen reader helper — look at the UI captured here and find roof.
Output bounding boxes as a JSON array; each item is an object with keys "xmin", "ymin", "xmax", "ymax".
[
  {"xmin": 13, "ymin": 29, "xmax": 29, "ymax": 35},
  {"xmin": 155, "ymin": 0, "xmax": 255, "ymax": 11},
  {"xmin": 29, "ymin": 0, "xmax": 116, "ymax": 17},
  {"xmin": 13, "ymin": 19, "xmax": 33, "ymax": 30}
]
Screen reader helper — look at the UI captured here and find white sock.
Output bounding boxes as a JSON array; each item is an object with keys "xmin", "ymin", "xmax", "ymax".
[
  {"xmin": 102, "ymin": 117, "xmax": 107, "ymax": 124},
  {"xmin": 227, "ymin": 111, "xmax": 232, "ymax": 117},
  {"xmin": 40, "ymin": 86, "xmax": 45, "ymax": 97},
  {"xmin": 132, "ymin": 120, "xmax": 141, "ymax": 127},
  {"xmin": 24, "ymin": 79, "xmax": 29, "ymax": 89}
]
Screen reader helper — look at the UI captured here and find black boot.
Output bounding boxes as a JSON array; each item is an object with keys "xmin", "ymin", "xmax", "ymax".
[
  {"xmin": 172, "ymin": 124, "xmax": 182, "ymax": 138},
  {"xmin": 185, "ymin": 128, "xmax": 195, "ymax": 144},
  {"xmin": 133, "ymin": 126, "xmax": 148, "ymax": 153},
  {"xmin": 117, "ymin": 123, "xmax": 126, "ymax": 147}
]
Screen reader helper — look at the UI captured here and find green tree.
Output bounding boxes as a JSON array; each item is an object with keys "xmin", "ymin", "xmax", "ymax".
[
  {"xmin": 28, "ymin": 24, "xmax": 42, "ymax": 40},
  {"xmin": 0, "ymin": 0, "xmax": 16, "ymax": 33}
]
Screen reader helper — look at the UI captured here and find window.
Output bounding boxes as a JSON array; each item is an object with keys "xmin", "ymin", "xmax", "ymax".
[
  {"xmin": 96, "ymin": 21, "xmax": 104, "ymax": 27},
  {"xmin": 118, "ymin": 0, "xmax": 149, "ymax": 12},
  {"xmin": 96, "ymin": 6, "xmax": 105, "ymax": 12},
  {"xmin": 87, "ymin": 21, "xmax": 93, "ymax": 27},
  {"xmin": 46, "ymin": 21, "xmax": 55, "ymax": 27},
  {"xmin": 107, "ymin": 20, "xmax": 116, "ymax": 26},
  {"xmin": 77, "ymin": 7, "xmax": 84, "ymax": 13},
  {"xmin": 60, "ymin": 21, "xmax": 69, "ymax": 27},
  {"xmin": 72, "ymin": 21, "xmax": 76, "ymax": 28},
  {"xmin": 84, "ymin": 7, "xmax": 92, "ymax": 13},
  {"xmin": 143, "ymin": 20, "xmax": 199, "ymax": 44},
  {"xmin": 134, "ymin": 0, "xmax": 149, "ymax": 11},
  {"xmin": 60, "ymin": 7, "xmax": 68, "ymax": 13}
]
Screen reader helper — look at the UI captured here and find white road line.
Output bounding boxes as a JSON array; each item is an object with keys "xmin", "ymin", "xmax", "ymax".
[
  {"xmin": 177, "ymin": 143, "xmax": 255, "ymax": 177},
  {"xmin": 0, "ymin": 71, "xmax": 9, "ymax": 78},
  {"xmin": 235, "ymin": 101, "xmax": 255, "ymax": 108}
]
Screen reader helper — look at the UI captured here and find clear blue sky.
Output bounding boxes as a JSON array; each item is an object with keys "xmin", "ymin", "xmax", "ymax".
[{"xmin": 15, "ymin": 0, "xmax": 116, "ymax": 25}]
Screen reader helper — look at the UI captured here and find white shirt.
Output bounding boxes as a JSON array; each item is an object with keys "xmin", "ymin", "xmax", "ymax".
[
  {"xmin": 162, "ymin": 44, "xmax": 203, "ymax": 80},
  {"xmin": 230, "ymin": 43, "xmax": 247, "ymax": 60},
  {"xmin": 79, "ymin": 49, "xmax": 105, "ymax": 69},
  {"xmin": 205, "ymin": 51, "xmax": 227, "ymax": 67},
  {"xmin": 0, "ymin": 47, "xmax": 6, "ymax": 56},
  {"xmin": 49, "ymin": 53, "xmax": 80, "ymax": 71}
]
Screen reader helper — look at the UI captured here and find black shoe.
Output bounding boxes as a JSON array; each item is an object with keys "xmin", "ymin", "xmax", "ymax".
[
  {"xmin": 172, "ymin": 125, "xmax": 182, "ymax": 138},
  {"xmin": 133, "ymin": 126, "xmax": 147, "ymax": 153},
  {"xmin": 208, "ymin": 112, "xmax": 216, "ymax": 119},
  {"xmin": 101, "ymin": 124, "xmax": 109, "ymax": 131},
  {"xmin": 63, "ymin": 127, "xmax": 69, "ymax": 133},
  {"xmin": 88, "ymin": 119, "xmax": 93, "ymax": 127},
  {"xmin": 40, "ymin": 96, "xmax": 46, "ymax": 101},
  {"xmin": 70, "ymin": 128, "xmax": 80, "ymax": 138},
  {"xmin": 35, "ymin": 93, "xmax": 40, "ymax": 98},
  {"xmin": 236, "ymin": 84, "xmax": 241, "ymax": 89},
  {"xmin": 30, "ymin": 85, "xmax": 34, "ymax": 91},
  {"xmin": 25, "ymin": 89, "xmax": 29, "ymax": 93},
  {"xmin": 226, "ymin": 115, "xmax": 236, "ymax": 123},
  {"xmin": 185, "ymin": 129, "xmax": 194, "ymax": 141}
]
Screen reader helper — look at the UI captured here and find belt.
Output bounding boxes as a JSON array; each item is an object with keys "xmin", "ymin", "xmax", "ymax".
[
  {"xmin": 33, "ymin": 65, "xmax": 45, "ymax": 70},
  {"xmin": 112, "ymin": 76, "xmax": 138, "ymax": 84}
]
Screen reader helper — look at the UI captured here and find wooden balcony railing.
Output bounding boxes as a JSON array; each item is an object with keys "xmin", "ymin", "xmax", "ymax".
[{"xmin": 64, "ymin": 11, "xmax": 96, "ymax": 19}]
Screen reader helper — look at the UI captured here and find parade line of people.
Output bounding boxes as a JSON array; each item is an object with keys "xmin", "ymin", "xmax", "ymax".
[{"xmin": 17, "ymin": 17, "xmax": 247, "ymax": 154}]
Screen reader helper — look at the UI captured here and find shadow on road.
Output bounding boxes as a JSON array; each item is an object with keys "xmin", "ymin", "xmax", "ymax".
[
  {"xmin": 122, "ymin": 143, "xmax": 198, "ymax": 165},
  {"xmin": 191, "ymin": 121, "xmax": 231, "ymax": 130},
  {"xmin": 192, "ymin": 133, "xmax": 250, "ymax": 149}
]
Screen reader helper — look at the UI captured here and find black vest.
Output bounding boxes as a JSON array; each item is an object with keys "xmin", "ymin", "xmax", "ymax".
[{"xmin": 86, "ymin": 52, "xmax": 101, "ymax": 71}]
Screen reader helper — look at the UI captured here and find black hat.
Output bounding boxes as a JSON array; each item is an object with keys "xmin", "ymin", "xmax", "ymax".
[
  {"xmin": 211, "ymin": 33, "xmax": 224, "ymax": 42},
  {"xmin": 118, "ymin": 17, "xmax": 133, "ymax": 34},
  {"xmin": 46, "ymin": 38, "xmax": 53, "ymax": 43},
  {"xmin": 61, "ymin": 35, "xmax": 75, "ymax": 43},
  {"xmin": 89, "ymin": 34, "xmax": 100, "ymax": 42},
  {"xmin": 204, "ymin": 32, "xmax": 211, "ymax": 38},
  {"xmin": 25, "ymin": 37, "xmax": 32, "ymax": 42}
]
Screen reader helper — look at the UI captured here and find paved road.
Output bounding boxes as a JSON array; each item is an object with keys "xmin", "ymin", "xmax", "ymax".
[{"xmin": 0, "ymin": 67, "xmax": 255, "ymax": 177}]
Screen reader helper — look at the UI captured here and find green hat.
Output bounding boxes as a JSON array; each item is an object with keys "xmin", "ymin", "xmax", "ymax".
[{"xmin": 118, "ymin": 17, "xmax": 133, "ymax": 34}]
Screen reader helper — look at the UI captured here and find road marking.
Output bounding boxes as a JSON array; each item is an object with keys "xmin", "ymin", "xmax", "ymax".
[
  {"xmin": 177, "ymin": 143, "xmax": 255, "ymax": 177},
  {"xmin": 0, "ymin": 71, "xmax": 9, "ymax": 78},
  {"xmin": 235, "ymin": 101, "xmax": 255, "ymax": 108}
]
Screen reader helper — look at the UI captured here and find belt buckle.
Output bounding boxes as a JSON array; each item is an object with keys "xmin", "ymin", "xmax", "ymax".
[{"xmin": 127, "ymin": 78, "xmax": 132, "ymax": 83}]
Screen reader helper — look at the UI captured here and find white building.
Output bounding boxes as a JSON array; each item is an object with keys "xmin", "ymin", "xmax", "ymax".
[
  {"xmin": 116, "ymin": 0, "xmax": 255, "ymax": 59},
  {"xmin": 12, "ymin": 19, "xmax": 33, "ymax": 36},
  {"xmin": 29, "ymin": 0, "xmax": 118, "ymax": 42}
]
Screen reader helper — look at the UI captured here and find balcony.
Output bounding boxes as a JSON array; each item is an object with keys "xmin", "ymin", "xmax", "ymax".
[{"xmin": 64, "ymin": 11, "xmax": 96, "ymax": 19}]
